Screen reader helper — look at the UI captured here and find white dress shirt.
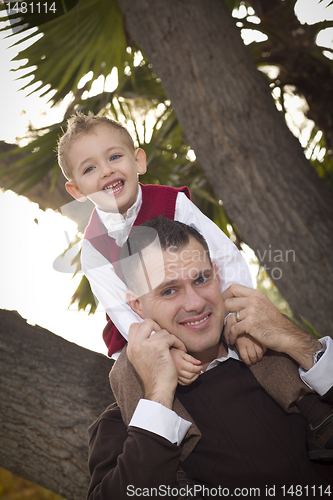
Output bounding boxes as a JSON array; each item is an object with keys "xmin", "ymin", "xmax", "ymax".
[{"xmin": 81, "ymin": 185, "xmax": 253, "ymax": 357}]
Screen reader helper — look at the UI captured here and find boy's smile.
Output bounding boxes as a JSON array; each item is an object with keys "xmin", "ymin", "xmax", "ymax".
[{"xmin": 65, "ymin": 125, "xmax": 146, "ymax": 215}]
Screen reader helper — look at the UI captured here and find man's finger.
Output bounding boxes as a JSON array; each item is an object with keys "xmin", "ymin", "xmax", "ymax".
[
  {"xmin": 222, "ymin": 284, "xmax": 254, "ymax": 301},
  {"xmin": 228, "ymin": 320, "xmax": 249, "ymax": 345},
  {"xmin": 168, "ymin": 333, "xmax": 187, "ymax": 353},
  {"xmin": 128, "ymin": 322, "xmax": 141, "ymax": 338},
  {"xmin": 224, "ymin": 312, "xmax": 249, "ymax": 345},
  {"xmin": 128, "ymin": 318, "xmax": 161, "ymax": 342},
  {"xmin": 223, "ymin": 314, "xmax": 233, "ymax": 345},
  {"xmin": 224, "ymin": 297, "xmax": 251, "ymax": 316}
]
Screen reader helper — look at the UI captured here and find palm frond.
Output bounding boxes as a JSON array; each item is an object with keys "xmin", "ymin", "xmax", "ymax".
[
  {"xmin": 68, "ymin": 274, "xmax": 97, "ymax": 314},
  {"xmin": 1, "ymin": 0, "xmax": 129, "ymax": 105}
]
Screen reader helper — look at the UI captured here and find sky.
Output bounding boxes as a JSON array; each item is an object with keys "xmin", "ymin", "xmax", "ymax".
[{"xmin": 0, "ymin": 0, "xmax": 332, "ymax": 355}]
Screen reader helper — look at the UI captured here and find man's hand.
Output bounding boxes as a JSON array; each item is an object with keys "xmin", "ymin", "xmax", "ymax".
[
  {"xmin": 170, "ymin": 348, "xmax": 202, "ymax": 385},
  {"xmin": 234, "ymin": 334, "xmax": 266, "ymax": 366},
  {"xmin": 222, "ymin": 284, "xmax": 321, "ymax": 371},
  {"xmin": 127, "ymin": 319, "xmax": 186, "ymax": 409}
]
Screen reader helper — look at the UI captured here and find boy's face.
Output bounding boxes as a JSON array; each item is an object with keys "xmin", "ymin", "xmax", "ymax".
[{"xmin": 65, "ymin": 125, "xmax": 146, "ymax": 214}]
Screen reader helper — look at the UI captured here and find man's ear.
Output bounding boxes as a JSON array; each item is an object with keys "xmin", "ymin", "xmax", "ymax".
[
  {"xmin": 134, "ymin": 148, "xmax": 147, "ymax": 175},
  {"xmin": 126, "ymin": 289, "xmax": 145, "ymax": 318},
  {"xmin": 65, "ymin": 181, "xmax": 87, "ymax": 202}
]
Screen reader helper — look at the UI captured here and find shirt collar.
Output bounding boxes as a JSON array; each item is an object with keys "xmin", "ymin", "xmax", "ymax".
[
  {"xmin": 95, "ymin": 185, "xmax": 142, "ymax": 238},
  {"xmin": 204, "ymin": 346, "xmax": 241, "ymax": 372}
]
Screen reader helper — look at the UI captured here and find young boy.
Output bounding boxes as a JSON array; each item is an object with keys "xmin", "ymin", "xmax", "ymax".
[{"xmin": 58, "ymin": 112, "xmax": 332, "ymax": 460}]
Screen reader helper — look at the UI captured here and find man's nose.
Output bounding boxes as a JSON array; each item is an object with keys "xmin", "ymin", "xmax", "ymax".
[{"xmin": 183, "ymin": 287, "xmax": 206, "ymax": 312}]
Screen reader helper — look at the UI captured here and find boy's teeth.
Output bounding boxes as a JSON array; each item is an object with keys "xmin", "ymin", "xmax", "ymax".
[
  {"xmin": 184, "ymin": 315, "xmax": 209, "ymax": 326},
  {"xmin": 104, "ymin": 180, "xmax": 123, "ymax": 191}
]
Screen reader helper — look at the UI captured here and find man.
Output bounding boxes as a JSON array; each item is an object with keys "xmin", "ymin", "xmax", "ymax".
[{"xmin": 87, "ymin": 218, "xmax": 333, "ymax": 500}]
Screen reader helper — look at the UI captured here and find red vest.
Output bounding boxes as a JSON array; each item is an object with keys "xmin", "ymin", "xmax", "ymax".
[{"xmin": 83, "ymin": 184, "xmax": 191, "ymax": 356}]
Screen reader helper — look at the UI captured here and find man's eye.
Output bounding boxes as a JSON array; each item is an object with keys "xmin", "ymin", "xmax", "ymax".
[
  {"xmin": 83, "ymin": 166, "xmax": 95, "ymax": 174},
  {"xmin": 109, "ymin": 154, "xmax": 122, "ymax": 161},
  {"xmin": 162, "ymin": 288, "xmax": 175, "ymax": 296},
  {"xmin": 196, "ymin": 275, "xmax": 210, "ymax": 284}
]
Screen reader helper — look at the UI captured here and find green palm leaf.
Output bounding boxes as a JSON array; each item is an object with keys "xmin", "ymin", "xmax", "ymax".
[{"xmin": 1, "ymin": 0, "xmax": 128, "ymax": 104}]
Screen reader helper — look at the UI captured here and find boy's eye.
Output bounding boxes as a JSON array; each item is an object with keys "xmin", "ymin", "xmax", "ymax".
[
  {"xmin": 109, "ymin": 154, "xmax": 122, "ymax": 161},
  {"xmin": 83, "ymin": 166, "xmax": 95, "ymax": 174}
]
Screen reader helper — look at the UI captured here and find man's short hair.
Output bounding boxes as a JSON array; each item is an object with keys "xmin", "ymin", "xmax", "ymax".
[
  {"xmin": 119, "ymin": 216, "xmax": 211, "ymax": 294},
  {"xmin": 57, "ymin": 112, "xmax": 135, "ymax": 180}
]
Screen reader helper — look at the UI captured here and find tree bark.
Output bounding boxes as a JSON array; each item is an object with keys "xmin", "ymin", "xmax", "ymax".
[
  {"xmin": 0, "ymin": 309, "xmax": 114, "ymax": 500},
  {"xmin": 118, "ymin": 0, "xmax": 333, "ymax": 336}
]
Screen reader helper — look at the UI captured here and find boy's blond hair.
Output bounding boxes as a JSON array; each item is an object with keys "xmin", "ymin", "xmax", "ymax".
[{"xmin": 57, "ymin": 112, "xmax": 135, "ymax": 180}]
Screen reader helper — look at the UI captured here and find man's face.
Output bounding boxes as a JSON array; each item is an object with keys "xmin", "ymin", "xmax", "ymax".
[
  {"xmin": 65, "ymin": 125, "xmax": 146, "ymax": 215},
  {"xmin": 129, "ymin": 237, "xmax": 226, "ymax": 363}
]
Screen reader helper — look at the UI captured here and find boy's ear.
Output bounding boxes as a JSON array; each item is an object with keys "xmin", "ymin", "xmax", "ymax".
[
  {"xmin": 134, "ymin": 148, "xmax": 147, "ymax": 175},
  {"xmin": 126, "ymin": 290, "xmax": 145, "ymax": 318},
  {"xmin": 65, "ymin": 181, "xmax": 87, "ymax": 202}
]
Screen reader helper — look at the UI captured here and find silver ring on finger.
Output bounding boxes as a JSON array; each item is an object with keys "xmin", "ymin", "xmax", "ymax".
[{"xmin": 235, "ymin": 310, "xmax": 241, "ymax": 323}]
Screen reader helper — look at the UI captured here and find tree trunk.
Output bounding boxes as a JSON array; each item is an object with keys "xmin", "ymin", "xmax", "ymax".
[
  {"xmin": 0, "ymin": 309, "xmax": 114, "ymax": 500},
  {"xmin": 118, "ymin": 0, "xmax": 333, "ymax": 336}
]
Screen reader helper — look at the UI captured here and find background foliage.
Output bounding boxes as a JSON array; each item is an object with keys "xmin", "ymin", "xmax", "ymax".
[{"xmin": 0, "ymin": 467, "xmax": 64, "ymax": 500}]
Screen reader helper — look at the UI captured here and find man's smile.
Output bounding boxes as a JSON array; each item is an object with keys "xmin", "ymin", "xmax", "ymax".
[{"xmin": 180, "ymin": 312, "xmax": 212, "ymax": 329}]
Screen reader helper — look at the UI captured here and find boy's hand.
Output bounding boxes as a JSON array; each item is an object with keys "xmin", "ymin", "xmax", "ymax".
[
  {"xmin": 170, "ymin": 348, "xmax": 202, "ymax": 386},
  {"xmin": 235, "ymin": 334, "xmax": 266, "ymax": 366}
]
